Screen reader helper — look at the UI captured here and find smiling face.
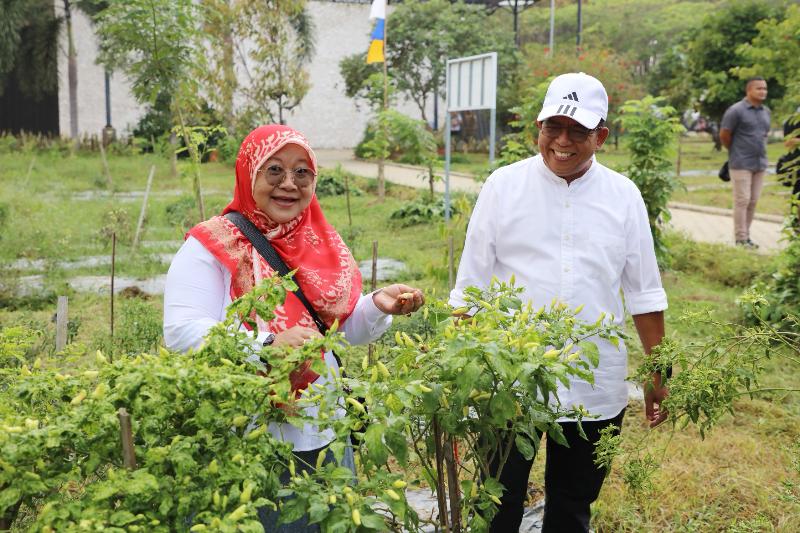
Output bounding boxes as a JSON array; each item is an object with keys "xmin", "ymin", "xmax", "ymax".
[
  {"xmin": 537, "ymin": 115, "xmax": 609, "ymax": 182},
  {"xmin": 252, "ymin": 143, "xmax": 316, "ymax": 223}
]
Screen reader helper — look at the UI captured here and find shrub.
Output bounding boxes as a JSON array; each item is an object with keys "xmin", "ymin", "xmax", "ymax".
[
  {"xmin": 356, "ymin": 110, "xmax": 437, "ymax": 167},
  {"xmin": 93, "ymin": 297, "xmax": 162, "ymax": 358},
  {"xmin": 315, "ymin": 166, "xmax": 363, "ymax": 197},
  {"xmin": 95, "ymin": 207, "xmax": 133, "ymax": 245},
  {"xmin": 0, "ymin": 326, "xmax": 43, "ymax": 369},
  {"xmin": 493, "ymin": 78, "xmax": 550, "ymax": 170},
  {"xmin": 389, "ymin": 195, "xmax": 458, "ymax": 227},
  {"xmin": 164, "ymin": 195, "xmax": 198, "ymax": 233},
  {"xmin": 741, "ymin": 207, "xmax": 800, "ymax": 331},
  {"xmin": 618, "ymin": 96, "xmax": 685, "ymax": 267},
  {"xmin": 216, "ymin": 134, "xmax": 241, "ymax": 164}
]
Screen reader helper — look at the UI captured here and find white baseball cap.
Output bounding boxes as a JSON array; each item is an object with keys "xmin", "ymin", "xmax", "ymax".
[{"xmin": 537, "ymin": 72, "xmax": 609, "ymax": 129}]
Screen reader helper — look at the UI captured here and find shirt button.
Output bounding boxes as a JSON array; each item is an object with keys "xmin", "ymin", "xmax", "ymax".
[
  {"xmin": 564, "ymin": 267, "xmax": 570, "ymax": 273},
  {"xmin": 565, "ymin": 202, "xmax": 571, "ymax": 208}
]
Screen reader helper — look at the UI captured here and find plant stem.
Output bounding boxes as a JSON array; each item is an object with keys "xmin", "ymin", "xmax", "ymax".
[
  {"xmin": 444, "ymin": 433, "xmax": 461, "ymax": 532},
  {"xmin": 432, "ymin": 417, "xmax": 450, "ymax": 532},
  {"xmin": 176, "ymin": 107, "xmax": 206, "ymax": 222}
]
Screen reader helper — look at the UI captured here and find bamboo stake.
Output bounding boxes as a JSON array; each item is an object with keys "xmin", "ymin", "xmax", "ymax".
[
  {"xmin": 110, "ymin": 232, "xmax": 116, "ymax": 363},
  {"xmin": 433, "ymin": 418, "xmax": 450, "ymax": 532},
  {"xmin": 376, "ymin": 8, "xmax": 389, "ymax": 200},
  {"xmin": 118, "ymin": 408, "xmax": 137, "ymax": 469},
  {"xmin": 98, "ymin": 139, "xmax": 113, "ymax": 189},
  {"xmin": 368, "ymin": 241, "xmax": 378, "ymax": 363},
  {"xmin": 132, "ymin": 165, "xmax": 156, "ymax": 251},
  {"xmin": 344, "ymin": 169, "xmax": 353, "ymax": 230},
  {"xmin": 24, "ymin": 156, "xmax": 35, "ymax": 186},
  {"xmin": 55, "ymin": 296, "xmax": 68, "ymax": 352}
]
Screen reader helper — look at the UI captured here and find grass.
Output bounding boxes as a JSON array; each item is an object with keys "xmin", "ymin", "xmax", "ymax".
[{"xmin": 1, "ymin": 147, "xmax": 799, "ymax": 531}]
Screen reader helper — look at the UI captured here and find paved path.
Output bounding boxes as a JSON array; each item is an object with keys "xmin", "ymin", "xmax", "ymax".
[{"xmin": 316, "ymin": 150, "xmax": 787, "ymax": 254}]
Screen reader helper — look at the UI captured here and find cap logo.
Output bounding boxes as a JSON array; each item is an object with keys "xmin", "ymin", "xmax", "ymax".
[
  {"xmin": 556, "ymin": 104, "xmax": 578, "ymax": 117},
  {"xmin": 562, "ymin": 91, "xmax": 579, "ymax": 101}
]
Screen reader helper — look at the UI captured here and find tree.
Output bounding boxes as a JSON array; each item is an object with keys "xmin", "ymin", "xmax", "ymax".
[
  {"xmin": 62, "ymin": 0, "xmax": 79, "ymax": 146},
  {"xmin": 618, "ymin": 96, "xmax": 684, "ymax": 266},
  {"xmin": 520, "ymin": 46, "xmax": 645, "ymax": 123},
  {"xmin": 735, "ymin": 3, "xmax": 800, "ymax": 113},
  {"xmin": 0, "ymin": 1, "xmax": 28, "ymax": 86},
  {"xmin": 684, "ymin": 0, "xmax": 786, "ymax": 142},
  {"xmin": 200, "ymin": 0, "xmax": 238, "ymax": 131},
  {"xmin": 519, "ymin": 0, "xmax": 719, "ymax": 72},
  {"xmin": 339, "ymin": 54, "xmax": 388, "ymax": 112},
  {"xmin": 736, "ymin": 5, "xmax": 800, "ymax": 331},
  {"xmin": 340, "ymin": 0, "xmax": 518, "ymax": 124},
  {"xmin": 236, "ymin": 0, "xmax": 315, "ymax": 128},
  {"xmin": 645, "ymin": 43, "xmax": 694, "ymax": 114},
  {"xmin": 95, "ymin": 0, "xmax": 207, "ymax": 219},
  {"xmin": 0, "ymin": 0, "xmax": 60, "ymax": 102}
]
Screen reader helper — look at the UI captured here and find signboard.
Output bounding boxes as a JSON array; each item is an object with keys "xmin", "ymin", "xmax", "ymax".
[
  {"xmin": 446, "ymin": 52, "xmax": 497, "ymax": 112},
  {"xmin": 443, "ymin": 52, "xmax": 498, "ymax": 221}
]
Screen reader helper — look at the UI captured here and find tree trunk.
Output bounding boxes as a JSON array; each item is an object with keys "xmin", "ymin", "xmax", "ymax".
[
  {"xmin": 222, "ymin": 30, "xmax": 236, "ymax": 130},
  {"xmin": 64, "ymin": 0, "xmax": 79, "ymax": 149},
  {"xmin": 377, "ymin": 159, "xmax": 385, "ymax": 200},
  {"xmin": 170, "ymin": 132, "xmax": 178, "ymax": 177}
]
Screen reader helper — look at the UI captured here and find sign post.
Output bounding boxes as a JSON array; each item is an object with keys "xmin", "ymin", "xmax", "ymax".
[{"xmin": 444, "ymin": 52, "xmax": 497, "ymax": 220}]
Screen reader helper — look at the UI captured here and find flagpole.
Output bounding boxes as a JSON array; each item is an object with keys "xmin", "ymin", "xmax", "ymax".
[
  {"xmin": 377, "ymin": 2, "xmax": 389, "ymax": 200},
  {"xmin": 383, "ymin": 5, "xmax": 388, "ymax": 111}
]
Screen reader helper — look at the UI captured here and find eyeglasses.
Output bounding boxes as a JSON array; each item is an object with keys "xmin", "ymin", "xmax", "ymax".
[
  {"xmin": 257, "ymin": 164, "xmax": 316, "ymax": 187},
  {"xmin": 539, "ymin": 121, "xmax": 600, "ymax": 142}
]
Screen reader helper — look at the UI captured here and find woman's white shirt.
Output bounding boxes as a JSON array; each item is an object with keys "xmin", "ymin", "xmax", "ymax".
[{"xmin": 164, "ymin": 236, "xmax": 392, "ymax": 450}]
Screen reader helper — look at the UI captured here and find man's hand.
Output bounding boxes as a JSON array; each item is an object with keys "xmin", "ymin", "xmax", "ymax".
[
  {"xmin": 720, "ymin": 128, "xmax": 732, "ymax": 150},
  {"xmin": 273, "ymin": 326, "xmax": 322, "ymax": 348},
  {"xmin": 372, "ymin": 284, "xmax": 425, "ymax": 315},
  {"xmin": 644, "ymin": 371, "xmax": 669, "ymax": 428},
  {"xmin": 632, "ymin": 311, "xmax": 668, "ymax": 428}
]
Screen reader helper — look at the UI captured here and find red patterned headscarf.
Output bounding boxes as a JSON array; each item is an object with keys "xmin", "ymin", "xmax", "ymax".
[{"xmin": 188, "ymin": 125, "xmax": 363, "ymax": 391}]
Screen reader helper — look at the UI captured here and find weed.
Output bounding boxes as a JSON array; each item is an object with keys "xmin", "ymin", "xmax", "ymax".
[{"xmin": 92, "ymin": 296, "xmax": 162, "ymax": 357}]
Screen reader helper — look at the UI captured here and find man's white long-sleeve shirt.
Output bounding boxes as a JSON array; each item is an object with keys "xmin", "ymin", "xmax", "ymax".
[
  {"xmin": 449, "ymin": 154, "xmax": 668, "ymax": 421},
  {"xmin": 164, "ymin": 236, "xmax": 392, "ymax": 450}
]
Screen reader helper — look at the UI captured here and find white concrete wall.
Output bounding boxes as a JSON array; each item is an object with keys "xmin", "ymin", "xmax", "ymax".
[
  {"xmin": 286, "ymin": 2, "xmax": 436, "ymax": 148},
  {"xmin": 56, "ymin": 1, "xmax": 436, "ymax": 148},
  {"xmin": 55, "ymin": 2, "xmax": 145, "ymax": 139}
]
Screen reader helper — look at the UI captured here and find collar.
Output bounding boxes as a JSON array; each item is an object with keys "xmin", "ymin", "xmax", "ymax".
[
  {"xmin": 743, "ymin": 97, "xmax": 765, "ymax": 110},
  {"xmin": 536, "ymin": 154, "xmax": 598, "ymax": 187}
]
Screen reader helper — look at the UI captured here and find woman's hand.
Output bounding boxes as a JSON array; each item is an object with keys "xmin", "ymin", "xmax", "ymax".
[
  {"xmin": 372, "ymin": 284, "xmax": 425, "ymax": 315},
  {"xmin": 273, "ymin": 326, "xmax": 322, "ymax": 348}
]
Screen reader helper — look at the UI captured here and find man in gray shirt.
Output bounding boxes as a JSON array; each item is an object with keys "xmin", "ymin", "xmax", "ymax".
[{"xmin": 720, "ymin": 77, "xmax": 771, "ymax": 248}]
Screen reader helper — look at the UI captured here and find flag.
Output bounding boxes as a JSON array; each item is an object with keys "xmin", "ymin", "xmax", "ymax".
[{"xmin": 367, "ymin": 0, "xmax": 386, "ymax": 64}]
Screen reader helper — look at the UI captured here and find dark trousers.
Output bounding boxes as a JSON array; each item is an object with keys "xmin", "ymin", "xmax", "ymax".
[
  {"xmin": 489, "ymin": 409, "xmax": 626, "ymax": 533},
  {"xmin": 258, "ymin": 445, "xmax": 355, "ymax": 533}
]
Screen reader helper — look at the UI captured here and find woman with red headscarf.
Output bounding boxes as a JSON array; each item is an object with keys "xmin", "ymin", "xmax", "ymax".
[{"xmin": 163, "ymin": 125, "xmax": 423, "ymax": 530}]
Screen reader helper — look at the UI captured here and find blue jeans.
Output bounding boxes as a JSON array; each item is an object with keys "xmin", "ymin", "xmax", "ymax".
[{"xmin": 258, "ymin": 444, "xmax": 356, "ymax": 532}]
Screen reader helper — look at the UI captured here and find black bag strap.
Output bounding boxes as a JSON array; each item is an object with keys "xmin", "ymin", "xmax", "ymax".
[{"xmin": 224, "ymin": 211, "xmax": 328, "ymax": 334}]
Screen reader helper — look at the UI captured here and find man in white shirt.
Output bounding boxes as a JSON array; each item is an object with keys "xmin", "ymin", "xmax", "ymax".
[{"xmin": 450, "ymin": 72, "xmax": 669, "ymax": 532}]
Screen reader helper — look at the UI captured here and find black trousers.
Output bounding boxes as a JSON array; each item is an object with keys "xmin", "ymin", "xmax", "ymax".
[{"xmin": 488, "ymin": 408, "xmax": 626, "ymax": 533}]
